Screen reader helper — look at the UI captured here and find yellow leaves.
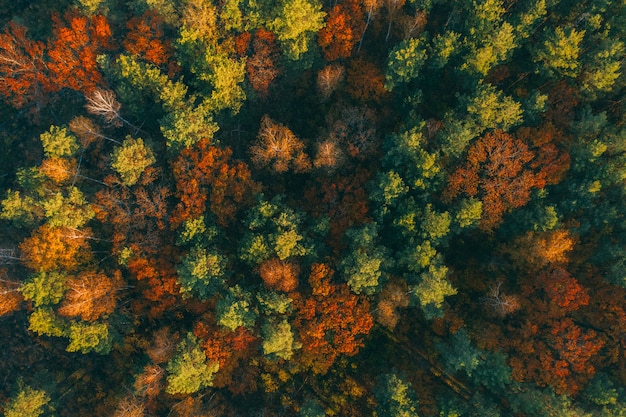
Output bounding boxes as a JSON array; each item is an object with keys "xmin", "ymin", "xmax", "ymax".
[{"xmin": 111, "ymin": 137, "xmax": 156, "ymax": 186}]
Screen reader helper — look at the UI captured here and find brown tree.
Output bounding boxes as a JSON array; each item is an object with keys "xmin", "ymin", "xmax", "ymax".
[
  {"xmin": 57, "ymin": 270, "xmax": 123, "ymax": 321},
  {"xmin": 246, "ymin": 28, "xmax": 280, "ymax": 96},
  {"xmin": 250, "ymin": 115, "xmax": 311, "ymax": 173}
]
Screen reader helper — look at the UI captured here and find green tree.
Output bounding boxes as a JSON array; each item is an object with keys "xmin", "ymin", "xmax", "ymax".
[
  {"xmin": 40, "ymin": 126, "xmax": 79, "ymax": 159},
  {"xmin": 535, "ymin": 26, "xmax": 586, "ymax": 77},
  {"xmin": 385, "ymin": 37, "xmax": 428, "ymax": 90},
  {"xmin": 3, "ymin": 386, "xmax": 51, "ymax": 417},
  {"xmin": 111, "ymin": 137, "xmax": 156, "ymax": 186},
  {"xmin": 269, "ymin": 0, "xmax": 326, "ymax": 61},
  {"xmin": 339, "ymin": 223, "xmax": 389, "ymax": 295},
  {"xmin": 166, "ymin": 333, "xmax": 219, "ymax": 395},
  {"xmin": 20, "ymin": 271, "xmax": 68, "ymax": 307},
  {"xmin": 177, "ymin": 245, "xmax": 227, "ymax": 299},
  {"xmin": 216, "ymin": 287, "xmax": 258, "ymax": 331},
  {"xmin": 375, "ymin": 372, "xmax": 420, "ymax": 417},
  {"xmin": 261, "ymin": 318, "xmax": 300, "ymax": 360},
  {"xmin": 466, "ymin": 83, "xmax": 523, "ymax": 131},
  {"xmin": 66, "ymin": 321, "xmax": 113, "ymax": 354}
]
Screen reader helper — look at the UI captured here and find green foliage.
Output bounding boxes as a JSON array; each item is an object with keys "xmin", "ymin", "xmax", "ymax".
[
  {"xmin": 257, "ymin": 290, "xmax": 292, "ymax": 315},
  {"xmin": 411, "ymin": 256, "xmax": 456, "ymax": 313},
  {"xmin": 466, "ymin": 83, "xmax": 523, "ymax": 131},
  {"xmin": 240, "ymin": 195, "xmax": 315, "ymax": 264},
  {"xmin": 110, "ymin": 137, "xmax": 156, "ymax": 186},
  {"xmin": 375, "ymin": 372, "xmax": 420, "ymax": 417},
  {"xmin": 340, "ymin": 223, "xmax": 389, "ymax": 295},
  {"xmin": 386, "ymin": 37, "xmax": 428, "ymax": 90},
  {"xmin": 270, "ymin": 0, "xmax": 325, "ymax": 61},
  {"xmin": 535, "ymin": 26, "xmax": 586, "ymax": 77},
  {"xmin": 430, "ymin": 31, "xmax": 461, "ymax": 69},
  {"xmin": 40, "ymin": 126, "xmax": 79, "ymax": 158},
  {"xmin": 28, "ymin": 308, "xmax": 67, "ymax": 337},
  {"xmin": 420, "ymin": 204, "xmax": 451, "ymax": 242},
  {"xmin": 66, "ymin": 321, "xmax": 113, "ymax": 354},
  {"xmin": 261, "ymin": 318, "xmax": 300, "ymax": 360},
  {"xmin": 299, "ymin": 399, "xmax": 326, "ymax": 417},
  {"xmin": 3, "ymin": 386, "xmax": 51, "ymax": 417},
  {"xmin": 177, "ymin": 245, "xmax": 227, "ymax": 299},
  {"xmin": 166, "ymin": 333, "xmax": 219, "ymax": 395},
  {"xmin": 437, "ymin": 329, "xmax": 481, "ymax": 377},
  {"xmin": 1, "ymin": 190, "xmax": 38, "ymax": 226},
  {"xmin": 20, "ymin": 271, "xmax": 68, "ymax": 307},
  {"xmin": 177, "ymin": 216, "xmax": 218, "ymax": 246},
  {"xmin": 216, "ymin": 287, "xmax": 258, "ymax": 331},
  {"xmin": 454, "ymin": 198, "xmax": 483, "ymax": 229},
  {"xmin": 41, "ymin": 187, "xmax": 94, "ymax": 229}
]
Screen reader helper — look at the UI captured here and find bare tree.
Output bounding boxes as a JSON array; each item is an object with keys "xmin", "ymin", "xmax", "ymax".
[
  {"xmin": 482, "ymin": 281, "xmax": 520, "ymax": 316},
  {"xmin": 85, "ymin": 88, "xmax": 124, "ymax": 127}
]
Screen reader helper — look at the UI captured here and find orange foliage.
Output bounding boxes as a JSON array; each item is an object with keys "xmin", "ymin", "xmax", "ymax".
[
  {"xmin": 258, "ymin": 258, "xmax": 300, "ymax": 292},
  {"xmin": 40, "ymin": 157, "xmax": 76, "ymax": 184},
  {"xmin": 58, "ymin": 270, "xmax": 123, "ymax": 321},
  {"xmin": 127, "ymin": 255, "xmax": 180, "ymax": 318},
  {"xmin": 318, "ymin": 0, "xmax": 365, "ymax": 61},
  {"xmin": 124, "ymin": 11, "xmax": 177, "ymax": 75},
  {"xmin": 504, "ymin": 229, "xmax": 575, "ymax": 271},
  {"xmin": 0, "ymin": 22, "xmax": 50, "ymax": 108},
  {"xmin": 246, "ymin": 28, "xmax": 280, "ymax": 95},
  {"xmin": 134, "ymin": 364, "xmax": 165, "ymax": 399},
  {"xmin": 541, "ymin": 267, "xmax": 589, "ymax": 312},
  {"xmin": 0, "ymin": 270, "xmax": 22, "ymax": 316},
  {"xmin": 444, "ymin": 130, "xmax": 540, "ymax": 230},
  {"xmin": 20, "ymin": 225, "xmax": 91, "ymax": 272},
  {"xmin": 47, "ymin": 12, "xmax": 112, "ymax": 93},
  {"xmin": 250, "ymin": 115, "xmax": 311, "ymax": 173},
  {"xmin": 292, "ymin": 264, "xmax": 374, "ymax": 374},
  {"xmin": 346, "ymin": 58, "xmax": 388, "ymax": 103},
  {"xmin": 234, "ymin": 32, "xmax": 252, "ymax": 56},
  {"xmin": 172, "ymin": 139, "xmax": 260, "ymax": 227}
]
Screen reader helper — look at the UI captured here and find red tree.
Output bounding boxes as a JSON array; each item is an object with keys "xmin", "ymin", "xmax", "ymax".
[
  {"xmin": 318, "ymin": 0, "xmax": 365, "ymax": 61},
  {"xmin": 444, "ymin": 130, "xmax": 540, "ymax": 230},
  {"xmin": 0, "ymin": 22, "xmax": 50, "ymax": 108},
  {"xmin": 246, "ymin": 28, "xmax": 280, "ymax": 96},
  {"xmin": 292, "ymin": 264, "xmax": 374, "ymax": 374},
  {"xmin": 172, "ymin": 140, "xmax": 260, "ymax": 227},
  {"xmin": 47, "ymin": 12, "xmax": 112, "ymax": 93}
]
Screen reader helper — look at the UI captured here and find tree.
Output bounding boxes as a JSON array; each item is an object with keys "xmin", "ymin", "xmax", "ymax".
[
  {"xmin": 534, "ymin": 26, "xmax": 586, "ymax": 77},
  {"xmin": 85, "ymin": 88, "xmax": 125, "ymax": 127},
  {"xmin": 123, "ymin": 11, "xmax": 175, "ymax": 69},
  {"xmin": 57, "ymin": 270, "xmax": 123, "ymax": 321},
  {"xmin": 246, "ymin": 28, "xmax": 281, "ymax": 95},
  {"xmin": 340, "ymin": 223, "xmax": 388, "ymax": 295},
  {"xmin": 47, "ymin": 12, "xmax": 112, "ymax": 92},
  {"xmin": 269, "ymin": 0, "xmax": 326, "ymax": 61},
  {"xmin": 293, "ymin": 263, "xmax": 374, "ymax": 373},
  {"xmin": 259, "ymin": 258, "xmax": 300, "ymax": 292},
  {"xmin": 66, "ymin": 320, "xmax": 113, "ymax": 354},
  {"xmin": 466, "ymin": 83, "xmax": 523, "ymax": 131},
  {"xmin": 375, "ymin": 372, "xmax": 420, "ymax": 417},
  {"xmin": 39, "ymin": 125, "xmax": 80, "ymax": 159},
  {"xmin": 317, "ymin": 64, "xmax": 345, "ymax": 100},
  {"xmin": 172, "ymin": 139, "xmax": 259, "ymax": 227},
  {"xmin": 177, "ymin": 245, "xmax": 227, "ymax": 299},
  {"xmin": 111, "ymin": 137, "xmax": 157, "ymax": 187},
  {"xmin": 20, "ymin": 225, "xmax": 91, "ymax": 272},
  {"xmin": 20, "ymin": 271, "xmax": 68, "ymax": 307},
  {"xmin": 261, "ymin": 318, "xmax": 300, "ymax": 360},
  {"xmin": 0, "ymin": 22, "xmax": 50, "ymax": 109},
  {"xmin": 318, "ymin": 0, "xmax": 364, "ymax": 61},
  {"xmin": 3, "ymin": 386, "xmax": 51, "ymax": 417},
  {"xmin": 216, "ymin": 287, "xmax": 258, "ymax": 331},
  {"xmin": 250, "ymin": 115, "xmax": 311, "ymax": 173},
  {"xmin": 443, "ymin": 130, "xmax": 540, "ymax": 230},
  {"xmin": 0, "ymin": 270, "xmax": 22, "ymax": 316},
  {"xmin": 166, "ymin": 333, "xmax": 219, "ymax": 395},
  {"xmin": 385, "ymin": 37, "xmax": 428, "ymax": 90}
]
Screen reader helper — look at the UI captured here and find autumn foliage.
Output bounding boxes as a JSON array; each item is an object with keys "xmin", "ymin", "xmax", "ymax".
[
  {"xmin": 318, "ymin": 0, "xmax": 365, "ymax": 61},
  {"xmin": 246, "ymin": 28, "xmax": 280, "ymax": 96},
  {"xmin": 293, "ymin": 264, "xmax": 374, "ymax": 374},
  {"xmin": 250, "ymin": 115, "xmax": 312, "ymax": 173},
  {"xmin": 172, "ymin": 139, "xmax": 260, "ymax": 227},
  {"xmin": 444, "ymin": 130, "xmax": 541, "ymax": 230},
  {"xmin": 259, "ymin": 258, "xmax": 300, "ymax": 292},
  {"xmin": 58, "ymin": 270, "xmax": 123, "ymax": 321}
]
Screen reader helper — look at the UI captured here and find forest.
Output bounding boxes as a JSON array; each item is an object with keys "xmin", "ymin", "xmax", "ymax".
[{"xmin": 0, "ymin": 0, "xmax": 624, "ymax": 415}]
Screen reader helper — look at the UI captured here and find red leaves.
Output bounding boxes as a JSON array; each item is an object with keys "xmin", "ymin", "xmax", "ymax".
[
  {"xmin": 47, "ymin": 12, "xmax": 112, "ymax": 93},
  {"xmin": 541, "ymin": 267, "xmax": 590, "ymax": 312},
  {"xmin": 0, "ymin": 22, "xmax": 49, "ymax": 108},
  {"xmin": 123, "ymin": 11, "xmax": 178, "ymax": 75},
  {"xmin": 444, "ymin": 130, "xmax": 540, "ymax": 230},
  {"xmin": 318, "ymin": 0, "xmax": 365, "ymax": 61},
  {"xmin": 292, "ymin": 264, "xmax": 374, "ymax": 374},
  {"xmin": 172, "ymin": 139, "xmax": 260, "ymax": 227}
]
